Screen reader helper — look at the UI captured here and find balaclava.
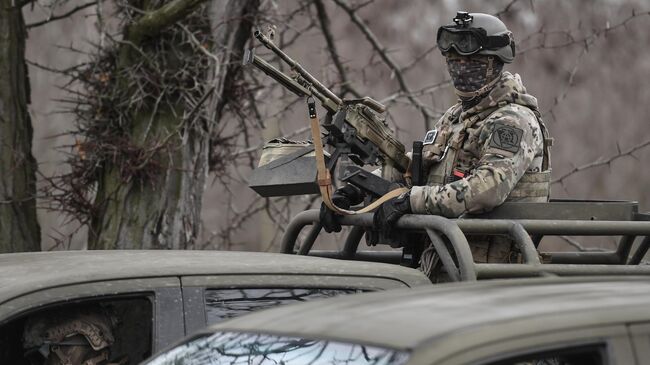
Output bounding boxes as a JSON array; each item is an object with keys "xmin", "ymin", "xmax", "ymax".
[{"xmin": 446, "ymin": 53, "xmax": 504, "ymax": 109}]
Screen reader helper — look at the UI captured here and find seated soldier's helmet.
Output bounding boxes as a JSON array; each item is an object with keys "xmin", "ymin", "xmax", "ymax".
[
  {"xmin": 23, "ymin": 306, "xmax": 119, "ymax": 365},
  {"xmin": 437, "ymin": 11, "xmax": 515, "ymax": 63}
]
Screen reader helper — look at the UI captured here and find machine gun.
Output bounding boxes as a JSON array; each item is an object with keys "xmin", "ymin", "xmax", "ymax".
[{"xmin": 244, "ymin": 29, "xmax": 411, "ymax": 200}]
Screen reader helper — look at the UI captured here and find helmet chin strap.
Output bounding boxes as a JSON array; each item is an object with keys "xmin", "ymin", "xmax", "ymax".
[{"xmin": 454, "ymin": 75, "xmax": 501, "ymax": 99}]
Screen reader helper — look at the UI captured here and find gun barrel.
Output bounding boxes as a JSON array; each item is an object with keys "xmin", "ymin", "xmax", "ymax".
[
  {"xmin": 254, "ymin": 31, "xmax": 342, "ymax": 108},
  {"xmin": 243, "ymin": 49, "xmax": 311, "ymax": 97}
]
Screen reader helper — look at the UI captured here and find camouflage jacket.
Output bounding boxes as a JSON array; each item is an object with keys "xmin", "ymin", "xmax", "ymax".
[{"xmin": 409, "ymin": 72, "xmax": 551, "ymax": 217}]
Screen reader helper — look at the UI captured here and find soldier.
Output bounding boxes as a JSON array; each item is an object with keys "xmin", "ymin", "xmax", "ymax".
[
  {"xmin": 22, "ymin": 304, "xmax": 126, "ymax": 365},
  {"xmin": 321, "ymin": 11, "xmax": 552, "ymax": 277}
]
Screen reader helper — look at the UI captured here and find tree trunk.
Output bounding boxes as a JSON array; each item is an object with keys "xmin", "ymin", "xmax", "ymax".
[
  {"xmin": 208, "ymin": 0, "xmax": 260, "ymax": 125},
  {"xmin": 0, "ymin": 0, "xmax": 41, "ymax": 252},
  {"xmin": 89, "ymin": 105, "xmax": 207, "ymax": 249},
  {"xmin": 89, "ymin": 0, "xmax": 259, "ymax": 249}
]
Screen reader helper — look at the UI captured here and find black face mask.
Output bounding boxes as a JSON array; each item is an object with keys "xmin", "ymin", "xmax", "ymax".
[{"xmin": 446, "ymin": 55, "xmax": 503, "ymax": 93}]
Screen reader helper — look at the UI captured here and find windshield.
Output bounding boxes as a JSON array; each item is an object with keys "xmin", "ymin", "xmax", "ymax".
[{"xmin": 145, "ymin": 331, "xmax": 410, "ymax": 365}]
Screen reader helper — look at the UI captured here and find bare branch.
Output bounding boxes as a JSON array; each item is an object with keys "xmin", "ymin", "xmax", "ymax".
[
  {"xmin": 543, "ymin": 44, "xmax": 588, "ymax": 120},
  {"xmin": 381, "ymin": 79, "xmax": 451, "ymax": 106},
  {"xmin": 331, "ymin": 0, "xmax": 434, "ymax": 128},
  {"xmin": 127, "ymin": 0, "xmax": 209, "ymax": 43},
  {"xmin": 25, "ymin": 59, "xmax": 82, "ymax": 74},
  {"xmin": 26, "ymin": 1, "xmax": 96, "ymax": 29},
  {"xmin": 401, "ymin": 43, "xmax": 437, "ymax": 74},
  {"xmin": 494, "ymin": 0, "xmax": 522, "ymax": 18},
  {"xmin": 519, "ymin": 10, "xmax": 650, "ymax": 55},
  {"xmin": 312, "ymin": 0, "xmax": 360, "ymax": 98},
  {"xmin": 177, "ymin": 23, "xmax": 219, "ymax": 63},
  {"xmin": 552, "ymin": 138, "xmax": 650, "ymax": 185}
]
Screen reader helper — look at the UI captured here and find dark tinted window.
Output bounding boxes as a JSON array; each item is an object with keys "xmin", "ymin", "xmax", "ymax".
[
  {"xmin": 205, "ymin": 288, "xmax": 363, "ymax": 324},
  {"xmin": 0, "ymin": 297, "xmax": 152, "ymax": 365},
  {"xmin": 484, "ymin": 344, "xmax": 606, "ymax": 365},
  {"xmin": 146, "ymin": 332, "xmax": 409, "ymax": 365}
]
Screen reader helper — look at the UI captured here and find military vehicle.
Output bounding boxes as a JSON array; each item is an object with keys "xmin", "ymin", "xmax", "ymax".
[
  {"xmin": 282, "ymin": 201, "xmax": 650, "ymax": 281},
  {"xmin": 0, "ymin": 250, "xmax": 430, "ymax": 364},
  {"xmin": 143, "ymin": 276, "xmax": 650, "ymax": 365}
]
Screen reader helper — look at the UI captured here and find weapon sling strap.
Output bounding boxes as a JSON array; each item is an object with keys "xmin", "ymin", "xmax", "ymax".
[{"xmin": 308, "ymin": 98, "xmax": 408, "ymax": 215}]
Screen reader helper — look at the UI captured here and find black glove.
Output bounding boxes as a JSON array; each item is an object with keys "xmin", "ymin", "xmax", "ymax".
[
  {"xmin": 319, "ymin": 184, "xmax": 365, "ymax": 233},
  {"xmin": 371, "ymin": 191, "xmax": 411, "ymax": 241}
]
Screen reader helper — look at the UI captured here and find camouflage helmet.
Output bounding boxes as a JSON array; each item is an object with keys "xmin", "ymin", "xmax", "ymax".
[
  {"xmin": 437, "ymin": 11, "xmax": 515, "ymax": 63},
  {"xmin": 23, "ymin": 305, "xmax": 118, "ymax": 365}
]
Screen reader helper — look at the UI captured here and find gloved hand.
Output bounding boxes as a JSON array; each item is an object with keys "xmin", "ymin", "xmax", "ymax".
[
  {"xmin": 371, "ymin": 191, "xmax": 411, "ymax": 241},
  {"xmin": 319, "ymin": 184, "xmax": 365, "ymax": 233}
]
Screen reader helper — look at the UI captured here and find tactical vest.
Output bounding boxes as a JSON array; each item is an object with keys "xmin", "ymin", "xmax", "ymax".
[{"xmin": 421, "ymin": 101, "xmax": 552, "ymax": 203}]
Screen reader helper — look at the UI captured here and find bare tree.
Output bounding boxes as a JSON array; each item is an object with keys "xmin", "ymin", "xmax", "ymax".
[
  {"xmin": 0, "ymin": 0, "xmax": 40, "ymax": 252},
  {"xmin": 42, "ymin": 0, "xmax": 260, "ymax": 249}
]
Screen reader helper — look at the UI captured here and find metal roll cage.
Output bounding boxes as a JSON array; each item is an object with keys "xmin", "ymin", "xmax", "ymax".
[{"xmin": 281, "ymin": 200, "xmax": 650, "ymax": 282}]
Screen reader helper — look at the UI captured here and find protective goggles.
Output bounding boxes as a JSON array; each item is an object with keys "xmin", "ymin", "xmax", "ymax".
[{"xmin": 436, "ymin": 26, "xmax": 511, "ymax": 56}]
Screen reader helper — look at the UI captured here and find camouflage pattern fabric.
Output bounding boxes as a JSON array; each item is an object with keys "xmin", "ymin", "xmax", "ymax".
[
  {"xmin": 410, "ymin": 71, "xmax": 549, "ymax": 218},
  {"xmin": 258, "ymin": 139, "xmax": 314, "ymax": 167},
  {"xmin": 446, "ymin": 54, "xmax": 504, "ymax": 92},
  {"xmin": 23, "ymin": 305, "xmax": 121, "ymax": 365},
  {"xmin": 414, "ymin": 71, "xmax": 550, "ymax": 276}
]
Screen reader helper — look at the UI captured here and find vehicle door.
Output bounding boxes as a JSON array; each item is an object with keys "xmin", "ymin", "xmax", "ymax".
[
  {"xmin": 0, "ymin": 277, "xmax": 182, "ymax": 364},
  {"xmin": 180, "ymin": 274, "xmax": 409, "ymax": 334},
  {"xmin": 628, "ymin": 322, "xmax": 650, "ymax": 362},
  {"xmin": 423, "ymin": 324, "xmax": 637, "ymax": 365}
]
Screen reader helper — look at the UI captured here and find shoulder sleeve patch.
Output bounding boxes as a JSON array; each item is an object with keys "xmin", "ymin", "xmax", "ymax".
[{"xmin": 489, "ymin": 121, "xmax": 524, "ymax": 154}]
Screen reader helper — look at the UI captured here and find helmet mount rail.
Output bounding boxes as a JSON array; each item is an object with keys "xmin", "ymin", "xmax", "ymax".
[
  {"xmin": 453, "ymin": 11, "xmax": 473, "ymax": 26},
  {"xmin": 281, "ymin": 200, "xmax": 650, "ymax": 282}
]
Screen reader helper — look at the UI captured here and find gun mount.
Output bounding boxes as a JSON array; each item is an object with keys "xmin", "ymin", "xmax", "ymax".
[
  {"xmin": 281, "ymin": 199, "xmax": 650, "ymax": 282},
  {"xmin": 244, "ymin": 30, "xmax": 409, "ymax": 199}
]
